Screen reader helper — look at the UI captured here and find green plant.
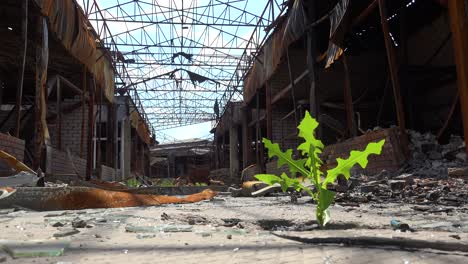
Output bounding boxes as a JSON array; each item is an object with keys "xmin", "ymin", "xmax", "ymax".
[
  {"xmin": 126, "ymin": 178, "xmax": 139, "ymax": 188},
  {"xmin": 158, "ymin": 179, "xmax": 175, "ymax": 187},
  {"xmin": 194, "ymin": 182, "xmax": 208, "ymax": 186},
  {"xmin": 255, "ymin": 111, "xmax": 385, "ymax": 227}
]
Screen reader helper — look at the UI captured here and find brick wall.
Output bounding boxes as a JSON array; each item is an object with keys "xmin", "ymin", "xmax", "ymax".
[
  {"xmin": 266, "ymin": 128, "xmax": 405, "ymax": 177},
  {"xmin": 0, "ymin": 132, "xmax": 25, "ymax": 162},
  {"xmin": 321, "ymin": 128, "xmax": 405, "ymax": 175},
  {"xmin": 271, "ymin": 106, "xmax": 298, "ymax": 151},
  {"xmin": 0, "ymin": 109, "xmax": 16, "ymax": 134},
  {"xmin": 48, "ymin": 147, "xmax": 87, "ymax": 177},
  {"xmin": 48, "ymin": 97, "xmax": 89, "ymax": 157}
]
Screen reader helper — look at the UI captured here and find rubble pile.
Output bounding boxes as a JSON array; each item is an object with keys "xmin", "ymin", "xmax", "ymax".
[
  {"xmin": 405, "ymin": 131, "xmax": 467, "ymax": 177},
  {"xmin": 336, "ymin": 131, "xmax": 468, "ymax": 206}
]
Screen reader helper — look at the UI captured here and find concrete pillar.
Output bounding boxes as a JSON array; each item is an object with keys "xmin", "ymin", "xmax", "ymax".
[
  {"xmin": 229, "ymin": 125, "xmax": 239, "ymax": 180},
  {"xmin": 241, "ymin": 107, "xmax": 253, "ymax": 168},
  {"xmin": 214, "ymin": 133, "xmax": 219, "ymax": 169},
  {"xmin": 121, "ymin": 118, "xmax": 131, "ymax": 180}
]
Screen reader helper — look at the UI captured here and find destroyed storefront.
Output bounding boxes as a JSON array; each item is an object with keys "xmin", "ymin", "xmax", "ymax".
[
  {"xmin": 150, "ymin": 139, "xmax": 213, "ymax": 185},
  {"xmin": 213, "ymin": 0, "xmax": 468, "ymax": 180},
  {"xmin": 0, "ymin": 0, "xmax": 153, "ymax": 182}
]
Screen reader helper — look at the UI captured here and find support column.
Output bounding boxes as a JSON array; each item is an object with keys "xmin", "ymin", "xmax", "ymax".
[
  {"xmin": 214, "ymin": 133, "xmax": 219, "ymax": 169},
  {"xmin": 448, "ymin": 0, "xmax": 468, "ymax": 155},
  {"xmin": 378, "ymin": 0, "xmax": 409, "ymax": 156},
  {"xmin": 56, "ymin": 78, "xmax": 61, "ymax": 150},
  {"xmin": 241, "ymin": 106, "xmax": 253, "ymax": 167},
  {"xmin": 342, "ymin": 55, "xmax": 357, "ymax": 137},
  {"xmin": 86, "ymin": 78, "xmax": 95, "ymax": 180},
  {"xmin": 307, "ymin": 6, "xmax": 318, "ymax": 119},
  {"xmin": 107, "ymin": 102, "xmax": 114, "ymax": 167},
  {"xmin": 15, "ymin": 0, "xmax": 28, "ymax": 138},
  {"xmin": 80, "ymin": 68, "xmax": 86, "ymax": 158},
  {"xmin": 33, "ymin": 17, "xmax": 48, "ymax": 170},
  {"xmin": 229, "ymin": 124, "xmax": 239, "ymax": 180},
  {"xmin": 266, "ymin": 83, "xmax": 272, "ymax": 139}
]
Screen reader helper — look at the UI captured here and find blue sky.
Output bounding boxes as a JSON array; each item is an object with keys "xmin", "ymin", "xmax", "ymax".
[{"xmin": 80, "ymin": 0, "xmax": 282, "ymax": 142}]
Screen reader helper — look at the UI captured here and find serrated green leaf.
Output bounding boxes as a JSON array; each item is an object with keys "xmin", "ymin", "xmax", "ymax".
[
  {"xmin": 255, "ymin": 174, "xmax": 282, "ymax": 186},
  {"xmin": 322, "ymin": 139, "xmax": 386, "ymax": 187},
  {"xmin": 297, "ymin": 111, "xmax": 324, "ymax": 170},
  {"xmin": 262, "ymin": 138, "xmax": 309, "ymax": 177}
]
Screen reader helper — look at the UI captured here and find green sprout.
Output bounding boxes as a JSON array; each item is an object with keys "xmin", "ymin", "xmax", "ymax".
[{"xmin": 255, "ymin": 111, "xmax": 385, "ymax": 227}]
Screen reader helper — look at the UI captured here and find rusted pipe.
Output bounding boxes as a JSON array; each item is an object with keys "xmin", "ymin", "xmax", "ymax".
[{"xmin": 14, "ymin": 0, "xmax": 29, "ymax": 138}]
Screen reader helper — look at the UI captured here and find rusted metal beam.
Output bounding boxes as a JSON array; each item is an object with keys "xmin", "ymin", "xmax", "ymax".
[
  {"xmin": 241, "ymin": 106, "xmax": 253, "ymax": 167},
  {"xmin": 378, "ymin": 0, "xmax": 409, "ymax": 157},
  {"xmin": 14, "ymin": 0, "xmax": 28, "ymax": 138},
  {"xmin": 255, "ymin": 93, "xmax": 260, "ymax": 166},
  {"xmin": 86, "ymin": 78, "xmax": 95, "ymax": 180},
  {"xmin": 81, "ymin": 68, "xmax": 87, "ymax": 158},
  {"xmin": 33, "ymin": 17, "xmax": 48, "ymax": 170},
  {"xmin": 266, "ymin": 83, "xmax": 272, "ymax": 139},
  {"xmin": 57, "ymin": 76, "xmax": 83, "ymax": 95},
  {"xmin": 271, "ymin": 70, "xmax": 309, "ymax": 105},
  {"xmin": 342, "ymin": 55, "xmax": 357, "ymax": 137},
  {"xmin": 437, "ymin": 92, "xmax": 459, "ymax": 139},
  {"xmin": 448, "ymin": 0, "xmax": 468, "ymax": 155},
  {"xmin": 306, "ymin": 0, "xmax": 319, "ymax": 121},
  {"xmin": 352, "ymin": 0, "xmax": 378, "ymax": 28},
  {"xmin": 107, "ymin": 102, "xmax": 114, "ymax": 167},
  {"xmin": 56, "ymin": 78, "xmax": 62, "ymax": 150}
]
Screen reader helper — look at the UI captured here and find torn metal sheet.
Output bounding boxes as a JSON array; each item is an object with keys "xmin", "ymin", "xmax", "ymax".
[
  {"xmin": 33, "ymin": 0, "xmax": 115, "ymax": 102},
  {"xmin": 325, "ymin": 0, "xmax": 349, "ymax": 68},
  {"xmin": 243, "ymin": 0, "xmax": 309, "ymax": 104},
  {"xmin": 130, "ymin": 111, "xmax": 151, "ymax": 144}
]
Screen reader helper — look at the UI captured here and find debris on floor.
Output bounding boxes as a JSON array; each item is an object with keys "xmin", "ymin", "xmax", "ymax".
[{"xmin": 0, "ymin": 240, "xmax": 69, "ymax": 258}]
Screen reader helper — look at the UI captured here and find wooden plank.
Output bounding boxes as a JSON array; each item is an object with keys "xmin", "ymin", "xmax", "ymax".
[{"xmin": 448, "ymin": 0, "xmax": 468, "ymax": 155}]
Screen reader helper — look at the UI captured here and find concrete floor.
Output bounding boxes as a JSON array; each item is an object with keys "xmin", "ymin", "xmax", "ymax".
[{"xmin": 0, "ymin": 195, "xmax": 467, "ymax": 263}]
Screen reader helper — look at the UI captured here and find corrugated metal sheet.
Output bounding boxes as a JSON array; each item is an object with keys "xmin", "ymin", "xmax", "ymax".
[
  {"xmin": 33, "ymin": 0, "xmax": 115, "ymax": 102},
  {"xmin": 243, "ymin": 0, "xmax": 308, "ymax": 104},
  {"xmin": 243, "ymin": 0, "xmax": 352, "ymax": 103},
  {"xmin": 325, "ymin": 0, "xmax": 349, "ymax": 68}
]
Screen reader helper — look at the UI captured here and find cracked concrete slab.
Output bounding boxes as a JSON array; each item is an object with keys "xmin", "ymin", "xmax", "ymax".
[{"xmin": 0, "ymin": 195, "xmax": 466, "ymax": 263}]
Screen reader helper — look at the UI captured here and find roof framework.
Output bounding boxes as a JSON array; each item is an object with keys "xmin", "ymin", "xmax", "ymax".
[{"xmin": 80, "ymin": 0, "xmax": 287, "ymax": 141}]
